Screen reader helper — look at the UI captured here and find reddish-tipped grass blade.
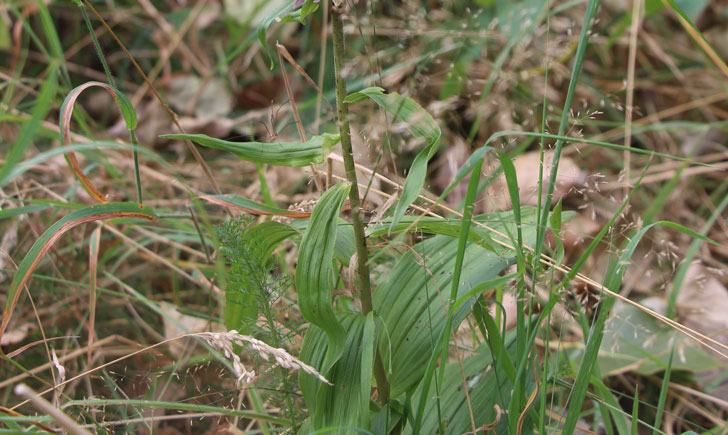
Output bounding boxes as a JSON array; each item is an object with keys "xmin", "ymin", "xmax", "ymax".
[{"xmin": 60, "ymin": 82, "xmax": 139, "ymax": 203}]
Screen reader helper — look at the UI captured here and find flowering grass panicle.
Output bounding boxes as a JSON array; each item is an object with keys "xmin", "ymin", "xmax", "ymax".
[{"xmin": 198, "ymin": 330, "xmax": 331, "ymax": 387}]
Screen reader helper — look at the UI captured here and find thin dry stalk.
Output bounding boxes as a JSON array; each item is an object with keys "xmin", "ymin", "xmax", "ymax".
[
  {"xmin": 624, "ymin": 0, "xmax": 642, "ymax": 197},
  {"xmin": 276, "ymin": 42, "xmax": 324, "ymax": 193},
  {"xmin": 87, "ymin": 226, "xmax": 101, "ymax": 369},
  {"xmin": 314, "ymin": 0, "xmax": 330, "ymax": 132},
  {"xmin": 14, "ymin": 384, "xmax": 91, "ymax": 435}
]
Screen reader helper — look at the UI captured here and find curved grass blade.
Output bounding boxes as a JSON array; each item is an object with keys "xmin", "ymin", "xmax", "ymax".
[
  {"xmin": 64, "ymin": 399, "xmax": 287, "ymax": 424},
  {"xmin": 296, "ymin": 183, "xmax": 351, "ymax": 371},
  {"xmin": 161, "ymin": 133, "xmax": 340, "ymax": 167},
  {"xmin": 5, "ymin": 141, "xmax": 172, "ymax": 189},
  {"xmin": 344, "ymin": 87, "xmax": 441, "ymax": 232},
  {"xmin": 200, "ymin": 194, "xmax": 312, "ymax": 218},
  {"xmin": 0, "ymin": 203, "xmax": 156, "ymax": 343},
  {"xmin": 59, "ymin": 82, "xmax": 139, "ymax": 203},
  {"xmin": 0, "ymin": 67, "xmax": 57, "ymax": 188}
]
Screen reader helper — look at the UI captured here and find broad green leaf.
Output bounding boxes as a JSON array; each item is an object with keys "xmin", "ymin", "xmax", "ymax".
[
  {"xmin": 296, "ymin": 183, "xmax": 351, "ymax": 372},
  {"xmin": 374, "ymin": 207, "xmax": 545, "ymax": 399},
  {"xmin": 415, "ymin": 156, "xmax": 485, "ymax": 434},
  {"xmin": 161, "ymin": 133, "xmax": 340, "ymax": 167},
  {"xmin": 374, "ymin": 234, "xmax": 511, "ymax": 397},
  {"xmin": 366, "ymin": 216, "xmax": 499, "ymax": 251},
  {"xmin": 345, "ymin": 87, "xmax": 441, "ymax": 232},
  {"xmin": 300, "ymin": 0, "xmax": 319, "ymax": 21},
  {"xmin": 0, "ymin": 67, "xmax": 57, "ymax": 188},
  {"xmin": 404, "ymin": 331, "xmax": 519, "ymax": 434},
  {"xmin": 290, "ymin": 218, "xmax": 356, "ymax": 267},
  {"xmin": 0, "ymin": 203, "xmax": 156, "ymax": 341},
  {"xmin": 300, "ymin": 313, "xmax": 375, "ymax": 432},
  {"xmin": 369, "ymin": 208, "xmax": 571, "ymax": 257}
]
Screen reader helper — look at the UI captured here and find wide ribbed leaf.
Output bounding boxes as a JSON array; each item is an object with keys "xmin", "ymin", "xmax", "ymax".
[
  {"xmin": 296, "ymin": 183, "xmax": 351, "ymax": 371},
  {"xmin": 344, "ymin": 87, "xmax": 441, "ymax": 232},
  {"xmin": 161, "ymin": 133, "xmax": 340, "ymax": 167},
  {"xmin": 290, "ymin": 218, "xmax": 356, "ymax": 267},
  {"xmin": 374, "ymin": 235, "xmax": 509, "ymax": 398},
  {"xmin": 299, "ymin": 313, "xmax": 375, "ymax": 432},
  {"xmin": 404, "ymin": 331, "xmax": 519, "ymax": 434},
  {"xmin": 374, "ymin": 208, "xmax": 541, "ymax": 398}
]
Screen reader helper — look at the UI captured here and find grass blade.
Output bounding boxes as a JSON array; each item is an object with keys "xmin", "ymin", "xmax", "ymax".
[{"xmin": 653, "ymin": 348, "xmax": 674, "ymax": 434}]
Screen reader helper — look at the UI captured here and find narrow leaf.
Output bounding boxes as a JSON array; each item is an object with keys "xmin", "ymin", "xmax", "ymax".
[
  {"xmin": 161, "ymin": 133, "xmax": 340, "ymax": 167},
  {"xmin": 257, "ymin": 1, "xmax": 295, "ymax": 69}
]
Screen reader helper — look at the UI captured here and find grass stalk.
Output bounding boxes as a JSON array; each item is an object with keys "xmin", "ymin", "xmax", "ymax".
[{"xmin": 331, "ymin": 2, "xmax": 389, "ymax": 402}]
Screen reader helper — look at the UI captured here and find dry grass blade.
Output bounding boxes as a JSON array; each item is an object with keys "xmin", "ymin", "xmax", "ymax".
[
  {"xmin": 59, "ymin": 81, "xmax": 135, "ymax": 203},
  {"xmin": 276, "ymin": 41, "xmax": 324, "ymax": 194},
  {"xmin": 86, "ymin": 226, "xmax": 101, "ymax": 367},
  {"xmin": 14, "ymin": 384, "xmax": 91, "ymax": 435}
]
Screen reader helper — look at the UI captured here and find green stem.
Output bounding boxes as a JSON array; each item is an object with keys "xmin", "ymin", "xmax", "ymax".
[{"xmin": 331, "ymin": 4, "xmax": 389, "ymax": 403}]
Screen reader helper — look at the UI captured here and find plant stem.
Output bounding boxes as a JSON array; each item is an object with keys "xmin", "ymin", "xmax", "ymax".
[{"xmin": 331, "ymin": 4, "xmax": 389, "ymax": 402}]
